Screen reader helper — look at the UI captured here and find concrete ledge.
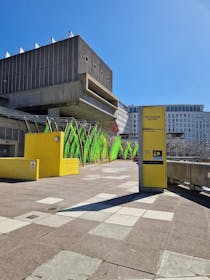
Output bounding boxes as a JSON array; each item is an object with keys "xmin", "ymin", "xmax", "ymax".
[{"xmin": 0, "ymin": 157, "xmax": 39, "ymax": 180}]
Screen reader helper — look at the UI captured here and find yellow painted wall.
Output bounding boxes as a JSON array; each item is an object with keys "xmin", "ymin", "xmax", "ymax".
[
  {"xmin": 59, "ymin": 158, "xmax": 80, "ymax": 176},
  {"xmin": 0, "ymin": 158, "xmax": 39, "ymax": 180},
  {"xmin": 142, "ymin": 106, "xmax": 167, "ymax": 188},
  {"xmin": 25, "ymin": 132, "xmax": 79, "ymax": 178}
]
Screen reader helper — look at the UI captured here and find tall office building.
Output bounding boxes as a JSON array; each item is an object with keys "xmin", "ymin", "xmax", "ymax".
[
  {"xmin": 127, "ymin": 104, "xmax": 210, "ymax": 148},
  {"xmin": 166, "ymin": 105, "xmax": 210, "ymax": 145}
]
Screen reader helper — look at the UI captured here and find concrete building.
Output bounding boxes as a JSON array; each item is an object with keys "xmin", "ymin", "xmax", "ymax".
[
  {"xmin": 0, "ymin": 106, "xmax": 44, "ymax": 156},
  {"xmin": 127, "ymin": 104, "xmax": 210, "ymax": 152},
  {"xmin": 166, "ymin": 105, "xmax": 210, "ymax": 145},
  {"xmin": 116, "ymin": 101, "xmax": 131, "ymax": 136},
  {"xmin": 127, "ymin": 105, "xmax": 140, "ymax": 140},
  {"xmin": 0, "ymin": 35, "xmax": 119, "ymax": 156},
  {"xmin": 0, "ymin": 35, "xmax": 118, "ymax": 123}
]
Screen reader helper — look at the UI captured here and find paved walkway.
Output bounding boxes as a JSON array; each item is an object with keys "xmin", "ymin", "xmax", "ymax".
[{"xmin": 0, "ymin": 160, "xmax": 209, "ymax": 280}]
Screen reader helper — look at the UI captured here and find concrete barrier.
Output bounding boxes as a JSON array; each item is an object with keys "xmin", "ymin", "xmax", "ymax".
[
  {"xmin": 0, "ymin": 158, "xmax": 39, "ymax": 180},
  {"xmin": 167, "ymin": 160, "xmax": 210, "ymax": 189}
]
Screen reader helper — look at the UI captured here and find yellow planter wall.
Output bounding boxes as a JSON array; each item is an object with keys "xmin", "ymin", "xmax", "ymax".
[
  {"xmin": 24, "ymin": 132, "xmax": 79, "ymax": 178},
  {"xmin": 0, "ymin": 158, "xmax": 39, "ymax": 180}
]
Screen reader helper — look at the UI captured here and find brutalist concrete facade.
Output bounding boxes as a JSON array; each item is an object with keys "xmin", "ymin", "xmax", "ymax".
[{"xmin": 0, "ymin": 36, "xmax": 117, "ymax": 122}]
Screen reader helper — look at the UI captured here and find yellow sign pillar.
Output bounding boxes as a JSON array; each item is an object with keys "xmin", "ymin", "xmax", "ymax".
[{"xmin": 139, "ymin": 106, "xmax": 167, "ymax": 192}]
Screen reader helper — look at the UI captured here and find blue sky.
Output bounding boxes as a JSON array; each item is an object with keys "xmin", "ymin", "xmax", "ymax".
[{"xmin": 0, "ymin": 0, "xmax": 210, "ymax": 110}]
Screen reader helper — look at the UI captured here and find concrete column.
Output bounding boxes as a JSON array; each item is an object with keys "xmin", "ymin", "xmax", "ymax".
[{"xmin": 48, "ymin": 108, "xmax": 60, "ymax": 117}]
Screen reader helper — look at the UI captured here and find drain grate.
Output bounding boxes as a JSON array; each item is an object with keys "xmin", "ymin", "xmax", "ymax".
[
  {"xmin": 47, "ymin": 207, "xmax": 57, "ymax": 211},
  {"xmin": 26, "ymin": 215, "xmax": 39, "ymax": 219}
]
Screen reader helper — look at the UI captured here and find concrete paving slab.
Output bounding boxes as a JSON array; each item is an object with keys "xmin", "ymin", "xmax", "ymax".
[
  {"xmin": 0, "ymin": 216, "xmax": 8, "ymax": 222},
  {"xmin": 116, "ymin": 206, "xmax": 146, "ymax": 217},
  {"xmin": 126, "ymin": 225, "xmax": 169, "ymax": 250},
  {"xmin": 156, "ymin": 277, "xmax": 209, "ymax": 280},
  {"xmin": 0, "ymin": 242, "xmax": 60, "ymax": 280},
  {"xmin": 157, "ymin": 250, "xmax": 210, "ymax": 277},
  {"xmin": 69, "ymin": 233, "xmax": 122, "ymax": 260},
  {"xmin": 15, "ymin": 211, "xmax": 51, "ymax": 223},
  {"xmin": 102, "ymin": 167, "xmax": 127, "ymax": 173},
  {"xmin": 8, "ymin": 223, "xmax": 54, "ymax": 241},
  {"xmin": 28, "ymin": 250, "xmax": 102, "ymax": 280},
  {"xmin": 26, "ymin": 276, "xmax": 40, "ymax": 280},
  {"xmin": 107, "ymin": 242, "xmax": 161, "ymax": 274},
  {"xmin": 80, "ymin": 211, "xmax": 112, "ymax": 222},
  {"xmin": 143, "ymin": 210, "xmax": 174, "ymax": 221},
  {"xmin": 101, "ymin": 205, "xmax": 122, "ymax": 213},
  {"xmin": 127, "ymin": 186, "xmax": 139, "ymax": 192},
  {"xmin": 166, "ymin": 231, "xmax": 210, "ymax": 259},
  {"xmin": 161, "ymin": 191, "xmax": 179, "ymax": 197},
  {"xmin": 0, "ymin": 218, "xmax": 29, "ymax": 234},
  {"xmin": 56, "ymin": 210, "xmax": 85, "ymax": 218},
  {"xmin": 89, "ymin": 261, "xmax": 154, "ymax": 279},
  {"xmin": 82, "ymin": 196, "xmax": 109, "ymax": 204},
  {"xmin": 105, "ymin": 213, "xmax": 140, "ymax": 226},
  {"xmin": 95, "ymin": 193, "xmax": 117, "ymax": 199},
  {"xmin": 89, "ymin": 223, "xmax": 132, "ymax": 240},
  {"xmin": 34, "ymin": 215, "xmax": 74, "ymax": 228},
  {"xmin": 39, "ymin": 219, "xmax": 98, "ymax": 250},
  {"xmin": 36, "ymin": 197, "xmax": 64, "ymax": 204},
  {"xmin": 81, "ymin": 175, "xmax": 102, "ymax": 181},
  {"xmin": 103, "ymin": 175, "xmax": 130, "ymax": 179},
  {"xmin": 116, "ymin": 181, "xmax": 139, "ymax": 188},
  {"xmin": 135, "ymin": 195, "xmax": 159, "ymax": 204}
]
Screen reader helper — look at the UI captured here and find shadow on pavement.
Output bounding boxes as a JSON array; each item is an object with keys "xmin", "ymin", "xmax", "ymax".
[
  {"xmin": 59, "ymin": 192, "xmax": 157, "ymax": 213},
  {"xmin": 167, "ymin": 184, "xmax": 210, "ymax": 209}
]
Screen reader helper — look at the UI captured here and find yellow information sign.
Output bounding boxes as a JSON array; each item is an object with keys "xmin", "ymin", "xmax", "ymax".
[{"xmin": 139, "ymin": 106, "xmax": 167, "ymax": 191}]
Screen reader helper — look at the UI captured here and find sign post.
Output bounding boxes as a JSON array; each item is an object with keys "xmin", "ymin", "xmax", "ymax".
[{"xmin": 139, "ymin": 106, "xmax": 167, "ymax": 192}]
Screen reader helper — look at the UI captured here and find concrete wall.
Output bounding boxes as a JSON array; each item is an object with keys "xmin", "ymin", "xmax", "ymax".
[
  {"xmin": 0, "ymin": 36, "xmax": 112, "ymax": 95},
  {"xmin": 0, "ymin": 117, "xmax": 28, "ymax": 156},
  {"xmin": 0, "ymin": 37, "xmax": 78, "ymax": 94},
  {"xmin": 167, "ymin": 160, "xmax": 210, "ymax": 188},
  {"xmin": 77, "ymin": 37, "xmax": 112, "ymax": 91}
]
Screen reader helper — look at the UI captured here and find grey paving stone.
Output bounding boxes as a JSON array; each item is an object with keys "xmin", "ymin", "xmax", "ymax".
[
  {"xmin": 0, "ymin": 216, "xmax": 8, "ymax": 222},
  {"xmin": 39, "ymin": 219, "xmax": 98, "ymax": 249},
  {"xmin": 116, "ymin": 206, "xmax": 146, "ymax": 217},
  {"xmin": 89, "ymin": 223, "xmax": 132, "ymax": 240},
  {"xmin": 34, "ymin": 215, "xmax": 74, "ymax": 228},
  {"xmin": 8, "ymin": 223, "xmax": 54, "ymax": 241},
  {"xmin": 89, "ymin": 261, "xmax": 154, "ymax": 279},
  {"xmin": 70, "ymin": 233, "xmax": 122, "ymax": 260},
  {"xmin": 116, "ymin": 181, "xmax": 138, "ymax": 188},
  {"xmin": 0, "ymin": 242, "xmax": 60, "ymax": 280},
  {"xmin": 134, "ymin": 217, "xmax": 171, "ymax": 233},
  {"xmin": 29, "ymin": 250, "xmax": 102, "ymax": 280},
  {"xmin": 135, "ymin": 195, "xmax": 159, "ymax": 204},
  {"xmin": 101, "ymin": 205, "xmax": 122, "ymax": 213},
  {"xmin": 0, "ymin": 218, "xmax": 29, "ymax": 234},
  {"xmin": 101, "ymin": 167, "xmax": 127, "ymax": 173},
  {"xmin": 36, "ymin": 197, "xmax": 64, "ymax": 204},
  {"xmin": 107, "ymin": 242, "xmax": 161, "ymax": 274},
  {"xmin": 157, "ymin": 250, "xmax": 210, "ymax": 277},
  {"xmin": 95, "ymin": 193, "xmax": 117, "ymax": 199},
  {"xmin": 105, "ymin": 213, "xmax": 140, "ymax": 226},
  {"xmin": 143, "ymin": 210, "xmax": 174, "ymax": 221},
  {"xmin": 166, "ymin": 232, "xmax": 210, "ymax": 259},
  {"xmin": 156, "ymin": 277, "xmax": 209, "ymax": 280},
  {"xmin": 80, "ymin": 211, "xmax": 112, "ymax": 222},
  {"xmin": 126, "ymin": 226, "xmax": 169, "ymax": 250},
  {"xmin": 15, "ymin": 211, "xmax": 51, "ymax": 223}
]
